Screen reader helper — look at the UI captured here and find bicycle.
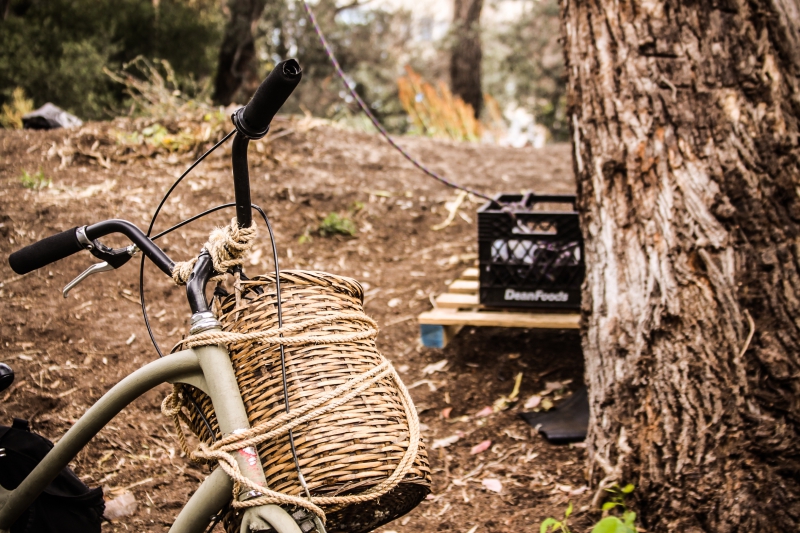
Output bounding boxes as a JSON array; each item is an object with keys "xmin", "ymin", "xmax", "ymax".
[{"xmin": 0, "ymin": 59, "xmax": 428, "ymax": 533}]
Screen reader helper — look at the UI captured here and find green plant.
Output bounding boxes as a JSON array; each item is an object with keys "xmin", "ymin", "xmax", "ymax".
[
  {"xmin": 318, "ymin": 213, "xmax": 357, "ymax": 237},
  {"xmin": 591, "ymin": 484, "xmax": 637, "ymax": 533},
  {"xmin": 0, "ymin": 87, "xmax": 34, "ymax": 129},
  {"xmin": 540, "ymin": 501, "xmax": 573, "ymax": 533},
  {"xmin": 19, "ymin": 169, "xmax": 51, "ymax": 190}
]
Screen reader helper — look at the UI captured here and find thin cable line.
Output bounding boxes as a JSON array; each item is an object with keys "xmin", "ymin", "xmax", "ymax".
[
  {"xmin": 141, "ymin": 129, "xmax": 236, "ymax": 359},
  {"xmin": 300, "ymin": 0, "xmax": 494, "ymax": 203}
]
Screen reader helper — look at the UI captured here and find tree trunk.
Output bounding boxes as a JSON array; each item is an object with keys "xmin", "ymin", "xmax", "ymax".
[
  {"xmin": 450, "ymin": 0, "xmax": 483, "ymax": 118},
  {"xmin": 561, "ymin": 1, "xmax": 800, "ymax": 531},
  {"xmin": 213, "ymin": 0, "xmax": 266, "ymax": 105}
]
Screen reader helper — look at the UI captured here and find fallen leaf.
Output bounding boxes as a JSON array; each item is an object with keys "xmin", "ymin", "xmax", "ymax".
[
  {"xmin": 470, "ymin": 440, "xmax": 492, "ymax": 455},
  {"xmin": 493, "ymin": 372, "xmax": 523, "ymax": 411},
  {"xmin": 555, "ymin": 484, "xmax": 573, "ymax": 493},
  {"xmin": 542, "ymin": 380, "xmax": 571, "ymax": 396},
  {"xmin": 441, "ymin": 407, "xmax": 452, "ymax": 419},
  {"xmin": 507, "ymin": 353, "xmax": 521, "ymax": 359},
  {"xmin": 408, "ymin": 379, "xmax": 438, "ymax": 391},
  {"xmin": 541, "ymin": 398, "xmax": 554, "ymax": 411},
  {"xmin": 523, "ymin": 395, "xmax": 542, "ymax": 409},
  {"xmin": 422, "ymin": 359, "xmax": 448, "ymax": 375},
  {"xmin": 481, "ymin": 478, "xmax": 502, "ymax": 493},
  {"xmin": 475, "ymin": 406, "xmax": 493, "ymax": 417},
  {"xmin": 387, "ymin": 297, "xmax": 402, "ymax": 308},
  {"xmin": 432, "ymin": 434, "xmax": 460, "ymax": 449},
  {"xmin": 104, "ymin": 492, "xmax": 137, "ymax": 520},
  {"xmin": 570, "ymin": 485, "xmax": 589, "ymax": 495}
]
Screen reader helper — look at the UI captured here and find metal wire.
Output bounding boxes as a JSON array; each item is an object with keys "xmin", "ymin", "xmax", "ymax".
[
  {"xmin": 140, "ymin": 128, "xmax": 236, "ymax": 359},
  {"xmin": 300, "ymin": 0, "xmax": 494, "ymax": 204}
]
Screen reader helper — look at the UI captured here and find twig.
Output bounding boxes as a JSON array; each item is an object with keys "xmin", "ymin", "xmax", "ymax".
[
  {"xmin": 384, "ymin": 315, "xmax": 415, "ymax": 327},
  {"xmin": 432, "ymin": 190, "xmax": 468, "ymax": 231},
  {"xmin": 739, "ymin": 309, "xmax": 755, "ymax": 359},
  {"xmin": 0, "ymin": 273, "xmax": 27, "ymax": 288}
]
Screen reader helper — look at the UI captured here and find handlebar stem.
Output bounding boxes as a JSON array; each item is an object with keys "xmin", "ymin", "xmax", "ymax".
[
  {"xmin": 186, "ymin": 250, "xmax": 215, "ymax": 314},
  {"xmin": 231, "ymin": 132, "xmax": 253, "ymax": 229}
]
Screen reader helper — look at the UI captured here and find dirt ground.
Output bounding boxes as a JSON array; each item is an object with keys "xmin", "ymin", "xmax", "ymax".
[{"xmin": 0, "ymin": 118, "xmax": 594, "ymax": 532}]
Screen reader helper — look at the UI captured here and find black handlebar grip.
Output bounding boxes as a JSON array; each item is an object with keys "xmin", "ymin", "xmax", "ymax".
[
  {"xmin": 8, "ymin": 227, "xmax": 83, "ymax": 275},
  {"xmin": 240, "ymin": 59, "xmax": 303, "ymax": 137}
]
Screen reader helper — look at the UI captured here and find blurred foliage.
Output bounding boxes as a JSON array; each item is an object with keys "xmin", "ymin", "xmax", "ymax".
[
  {"xmin": 0, "ymin": 0, "xmax": 566, "ymax": 142},
  {"xmin": 107, "ymin": 57, "xmax": 230, "ymax": 154},
  {"xmin": 318, "ymin": 212, "xmax": 357, "ymax": 237},
  {"xmin": 0, "ymin": 86, "xmax": 33, "ymax": 129},
  {"xmin": 252, "ymin": 0, "xmax": 413, "ymax": 132},
  {"xmin": 19, "ymin": 168, "xmax": 51, "ymax": 190},
  {"xmin": 0, "ymin": 0, "xmax": 223, "ymax": 121},
  {"xmin": 484, "ymin": 0, "xmax": 567, "ymax": 141},
  {"xmin": 398, "ymin": 66, "xmax": 481, "ymax": 141}
]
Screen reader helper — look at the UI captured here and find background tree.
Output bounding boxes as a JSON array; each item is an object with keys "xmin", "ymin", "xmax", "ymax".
[
  {"xmin": 213, "ymin": 0, "xmax": 267, "ymax": 105},
  {"xmin": 450, "ymin": 0, "xmax": 483, "ymax": 118},
  {"xmin": 561, "ymin": 0, "xmax": 800, "ymax": 531},
  {"xmin": 484, "ymin": 0, "xmax": 567, "ymax": 140}
]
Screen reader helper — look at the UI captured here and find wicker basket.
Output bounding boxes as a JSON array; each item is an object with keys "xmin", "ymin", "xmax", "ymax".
[{"xmin": 179, "ymin": 270, "xmax": 431, "ymax": 533}]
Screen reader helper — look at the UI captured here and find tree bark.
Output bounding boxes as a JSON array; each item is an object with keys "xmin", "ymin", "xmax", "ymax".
[
  {"xmin": 561, "ymin": 1, "xmax": 800, "ymax": 531},
  {"xmin": 213, "ymin": 0, "xmax": 267, "ymax": 105},
  {"xmin": 450, "ymin": 0, "xmax": 483, "ymax": 118}
]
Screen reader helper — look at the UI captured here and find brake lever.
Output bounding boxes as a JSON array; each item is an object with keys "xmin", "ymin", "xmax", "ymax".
[
  {"xmin": 62, "ymin": 240, "xmax": 139, "ymax": 298},
  {"xmin": 63, "ymin": 262, "xmax": 114, "ymax": 298}
]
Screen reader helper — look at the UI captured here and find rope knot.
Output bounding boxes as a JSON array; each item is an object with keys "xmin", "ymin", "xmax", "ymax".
[{"xmin": 172, "ymin": 218, "xmax": 258, "ymax": 285}]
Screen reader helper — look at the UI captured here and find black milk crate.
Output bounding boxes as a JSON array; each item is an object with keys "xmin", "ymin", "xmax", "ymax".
[{"xmin": 477, "ymin": 192, "xmax": 584, "ymax": 309}]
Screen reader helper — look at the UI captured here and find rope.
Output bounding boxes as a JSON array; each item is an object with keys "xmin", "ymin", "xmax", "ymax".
[
  {"xmin": 300, "ymin": 0, "xmax": 494, "ymax": 204},
  {"xmin": 172, "ymin": 218, "xmax": 257, "ymax": 285},
  {"xmin": 162, "ymin": 312, "xmax": 422, "ymax": 523},
  {"xmin": 173, "ymin": 312, "xmax": 378, "ymax": 351}
]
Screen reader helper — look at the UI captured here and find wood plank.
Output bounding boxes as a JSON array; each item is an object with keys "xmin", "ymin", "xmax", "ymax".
[
  {"xmin": 460, "ymin": 267, "xmax": 479, "ymax": 281},
  {"xmin": 418, "ymin": 308, "xmax": 580, "ymax": 329},
  {"xmin": 448, "ymin": 279, "xmax": 479, "ymax": 294},
  {"xmin": 434, "ymin": 292, "xmax": 481, "ymax": 309}
]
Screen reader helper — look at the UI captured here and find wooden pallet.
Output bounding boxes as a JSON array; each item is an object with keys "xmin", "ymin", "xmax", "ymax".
[{"xmin": 418, "ymin": 267, "xmax": 580, "ymax": 348}]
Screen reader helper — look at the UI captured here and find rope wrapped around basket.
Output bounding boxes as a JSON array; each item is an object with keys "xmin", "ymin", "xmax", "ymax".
[{"xmin": 163, "ymin": 306, "xmax": 424, "ymax": 526}]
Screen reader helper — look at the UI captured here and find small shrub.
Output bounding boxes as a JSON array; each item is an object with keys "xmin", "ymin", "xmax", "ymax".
[
  {"xmin": 0, "ymin": 88, "xmax": 34, "ymax": 129},
  {"xmin": 590, "ymin": 484, "xmax": 637, "ymax": 533},
  {"xmin": 540, "ymin": 501, "xmax": 573, "ymax": 533},
  {"xmin": 19, "ymin": 169, "xmax": 51, "ymax": 190},
  {"xmin": 318, "ymin": 212, "xmax": 357, "ymax": 237},
  {"xmin": 397, "ymin": 66, "xmax": 482, "ymax": 142}
]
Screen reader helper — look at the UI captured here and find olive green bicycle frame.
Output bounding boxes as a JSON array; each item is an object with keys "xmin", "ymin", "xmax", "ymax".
[{"xmin": 0, "ymin": 333, "xmax": 300, "ymax": 533}]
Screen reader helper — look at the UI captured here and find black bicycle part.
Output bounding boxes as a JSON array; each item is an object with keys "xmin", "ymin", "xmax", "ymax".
[
  {"xmin": 8, "ymin": 227, "xmax": 82, "ymax": 275},
  {"xmin": 0, "ymin": 363, "xmax": 14, "ymax": 394},
  {"xmin": 233, "ymin": 58, "xmax": 303, "ymax": 140},
  {"xmin": 186, "ymin": 251, "xmax": 215, "ymax": 315},
  {"xmin": 8, "ymin": 220, "xmax": 173, "ymax": 277},
  {"xmin": 84, "ymin": 219, "xmax": 174, "ymax": 276},
  {"xmin": 87, "ymin": 240, "xmax": 134, "ymax": 269},
  {"xmin": 231, "ymin": 134, "xmax": 253, "ymax": 228}
]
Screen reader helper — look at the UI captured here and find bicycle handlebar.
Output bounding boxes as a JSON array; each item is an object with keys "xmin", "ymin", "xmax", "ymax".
[
  {"xmin": 236, "ymin": 59, "xmax": 303, "ymax": 138},
  {"xmin": 9, "ymin": 227, "xmax": 83, "ymax": 275},
  {"xmin": 8, "ymin": 220, "xmax": 174, "ymax": 277}
]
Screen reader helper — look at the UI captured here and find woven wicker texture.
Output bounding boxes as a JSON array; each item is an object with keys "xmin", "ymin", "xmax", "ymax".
[{"xmin": 181, "ymin": 270, "xmax": 430, "ymax": 533}]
